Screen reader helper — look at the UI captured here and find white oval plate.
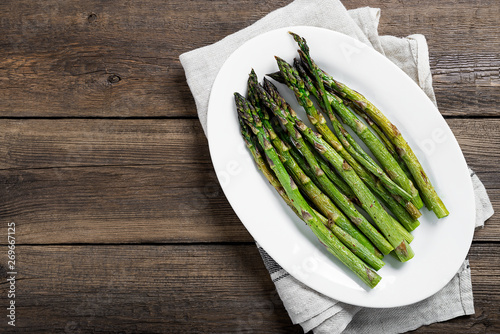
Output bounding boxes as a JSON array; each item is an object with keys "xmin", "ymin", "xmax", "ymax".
[{"xmin": 206, "ymin": 26, "xmax": 475, "ymax": 308}]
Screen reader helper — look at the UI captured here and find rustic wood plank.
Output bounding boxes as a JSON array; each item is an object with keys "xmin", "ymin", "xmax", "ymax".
[
  {"xmin": 0, "ymin": 119, "xmax": 210, "ymax": 169},
  {"xmin": 430, "ymin": 53, "xmax": 500, "ymax": 117},
  {"xmin": 0, "ymin": 244, "xmax": 302, "ymax": 333},
  {"xmin": 0, "ymin": 165, "xmax": 246, "ymax": 244},
  {"xmin": 0, "ymin": 0, "xmax": 498, "ymax": 117},
  {"xmin": 0, "ymin": 119, "xmax": 247, "ymax": 244},
  {"xmin": 0, "ymin": 118, "xmax": 498, "ymax": 244},
  {"xmin": 0, "ymin": 244, "xmax": 497, "ymax": 333}
]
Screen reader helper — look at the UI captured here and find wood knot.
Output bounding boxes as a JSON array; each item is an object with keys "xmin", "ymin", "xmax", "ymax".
[
  {"xmin": 107, "ymin": 74, "xmax": 121, "ymax": 84},
  {"xmin": 87, "ymin": 13, "xmax": 97, "ymax": 23}
]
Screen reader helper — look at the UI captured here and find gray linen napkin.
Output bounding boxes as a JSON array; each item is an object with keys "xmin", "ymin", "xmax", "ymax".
[{"xmin": 179, "ymin": 1, "xmax": 495, "ymax": 332}]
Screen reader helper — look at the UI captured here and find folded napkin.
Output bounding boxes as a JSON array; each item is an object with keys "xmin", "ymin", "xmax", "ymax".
[{"xmin": 180, "ymin": 0, "xmax": 495, "ymax": 333}]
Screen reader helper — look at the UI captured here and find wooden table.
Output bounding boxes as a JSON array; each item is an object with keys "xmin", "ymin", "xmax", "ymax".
[{"xmin": 0, "ymin": 0, "xmax": 498, "ymax": 332}]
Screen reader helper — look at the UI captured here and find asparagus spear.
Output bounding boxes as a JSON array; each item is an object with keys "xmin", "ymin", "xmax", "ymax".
[
  {"xmin": 258, "ymin": 114, "xmax": 385, "ymax": 269},
  {"xmin": 272, "ymin": 57, "xmax": 421, "ymax": 230},
  {"xmin": 255, "ymin": 75, "xmax": 413, "ymax": 262},
  {"xmin": 271, "ymin": 120, "xmax": 412, "ymax": 252},
  {"xmin": 248, "ymin": 72, "xmax": 389, "ymax": 257},
  {"xmin": 290, "ymin": 34, "xmax": 425, "ymax": 211},
  {"xmin": 293, "ymin": 116, "xmax": 414, "ymax": 262},
  {"xmin": 345, "ymin": 97, "xmax": 425, "ymax": 208},
  {"xmin": 264, "ymin": 78, "xmax": 354, "ymax": 201},
  {"xmin": 235, "ymin": 92, "xmax": 382, "ymax": 287},
  {"xmin": 273, "ymin": 117, "xmax": 358, "ymax": 205},
  {"xmin": 242, "ymin": 97, "xmax": 385, "ymax": 269},
  {"xmin": 292, "ymin": 58, "xmax": 417, "ymax": 206},
  {"xmin": 240, "ymin": 115, "xmax": 328, "ymax": 224},
  {"xmin": 329, "ymin": 78, "xmax": 448, "ymax": 217},
  {"xmin": 270, "ymin": 116, "xmax": 394, "ymax": 258},
  {"xmin": 280, "ymin": 132, "xmax": 415, "ymax": 248},
  {"xmin": 293, "ymin": 61, "xmax": 421, "ymax": 231},
  {"xmin": 313, "ymin": 147, "xmax": 358, "ymax": 203},
  {"xmin": 253, "ymin": 76, "xmax": 396, "ymax": 257},
  {"xmin": 347, "ymin": 99, "xmax": 398, "ymax": 158},
  {"xmin": 298, "ymin": 46, "xmax": 449, "ymax": 218},
  {"xmin": 266, "ymin": 75, "xmax": 416, "ymax": 243},
  {"xmin": 238, "ymin": 116, "xmax": 293, "ymax": 209}
]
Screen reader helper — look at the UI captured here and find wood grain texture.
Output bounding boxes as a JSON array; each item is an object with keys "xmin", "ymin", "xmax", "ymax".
[
  {"xmin": 0, "ymin": 0, "xmax": 498, "ymax": 117},
  {"xmin": 0, "ymin": 244, "xmax": 498, "ymax": 333},
  {"xmin": 0, "ymin": 118, "xmax": 497, "ymax": 244}
]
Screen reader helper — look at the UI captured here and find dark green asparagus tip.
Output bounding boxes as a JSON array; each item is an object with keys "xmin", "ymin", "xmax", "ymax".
[
  {"xmin": 293, "ymin": 58, "xmax": 304, "ymax": 73},
  {"xmin": 274, "ymin": 55, "xmax": 286, "ymax": 66},
  {"xmin": 234, "ymin": 92, "xmax": 247, "ymax": 109},
  {"xmin": 234, "ymin": 92, "xmax": 246, "ymax": 114},
  {"xmin": 247, "ymin": 70, "xmax": 259, "ymax": 101},
  {"xmin": 234, "ymin": 92, "xmax": 244, "ymax": 101},
  {"xmin": 293, "ymin": 58, "xmax": 315, "ymax": 92},
  {"xmin": 237, "ymin": 114, "xmax": 247, "ymax": 129},
  {"xmin": 263, "ymin": 77, "xmax": 280, "ymax": 96},
  {"xmin": 248, "ymin": 68, "xmax": 258, "ymax": 85},
  {"xmin": 254, "ymin": 83, "xmax": 283, "ymax": 119},
  {"xmin": 288, "ymin": 31, "xmax": 309, "ymax": 53},
  {"xmin": 247, "ymin": 71, "xmax": 271, "ymax": 121},
  {"xmin": 294, "ymin": 58, "xmax": 311, "ymax": 81},
  {"xmin": 247, "ymin": 98, "xmax": 262, "ymax": 126},
  {"xmin": 297, "ymin": 50, "xmax": 313, "ymax": 73},
  {"xmin": 258, "ymin": 80, "xmax": 292, "ymax": 124},
  {"xmin": 274, "ymin": 57, "xmax": 297, "ymax": 86},
  {"xmin": 235, "ymin": 105, "xmax": 258, "ymax": 136},
  {"xmin": 234, "ymin": 92, "xmax": 259, "ymax": 127},
  {"xmin": 266, "ymin": 71, "xmax": 286, "ymax": 84}
]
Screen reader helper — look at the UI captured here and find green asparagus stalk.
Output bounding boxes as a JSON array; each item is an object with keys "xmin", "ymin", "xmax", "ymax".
[
  {"xmin": 254, "ymin": 77, "xmax": 396, "ymax": 257},
  {"xmin": 269, "ymin": 108, "xmax": 357, "ymax": 205},
  {"xmin": 267, "ymin": 75, "xmax": 420, "ymax": 235},
  {"xmin": 235, "ymin": 92, "xmax": 382, "ymax": 287},
  {"xmin": 272, "ymin": 57, "xmax": 421, "ymax": 231},
  {"xmin": 240, "ymin": 115, "xmax": 326, "ymax": 224},
  {"xmin": 259, "ymin": 115, "xmax": 385, "ymax": 269},
  {"xmin": 293, "ymin": 61, "xmax": 421, "ymax": 231},
  {"xmin": 248, "ymin": 72, "xmax": 390, "ymax": 257},
  {"xmin": 290, "ymin": 36, "xmax": 425, "ymax": 212},
  {"xmin": 304, "ymin": 53, "xmax": 449, "ymax": 218},
  {"xmin": 294, "ymin": 116, "xmax": 414, "ymax": 262},
  {"xmin": 282, "ymin": 133, "xmax": 412, "ymax": 248},
  {"xmin": 347, "ymin": 99, "xmax": 398, "ymax": 157},
  {"xmin": 292, "ymin": 58, "xmax": 417, "ymax": 206},
  {"xmin": 345, "ymin": 97, "xmax": 425, "ymax": 209},
  {"xmin": 264, "ymin": 69, "xmax": 415, "ymax": 259},
  {"xmin": 238, "ymin": 116, "xmax": 293, "ymax": 209},
  {"xmin": 276, "ymin": 128, "xmax": 417, "ymax": 247},
  {"xmin": 254, "ymin": 76, "xmax": 413, "ymax": 262},
  {"xmin": 242, "ymin": 96, "xmax": 385, "ymax": 269},
  {"xmin": 333, "ymin": 79, "xmax": 447, "ymax": 217},
  {"xmin": 270, "ymin": 118, "xmax": 394, "ymax": 259},
  {"xmin": 313, "ymin": 148, "xmax": 358, "ymax": 203},
  {"xmin": 263, "ymin": 78, "xmax": 358, "ymax": 203}
]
